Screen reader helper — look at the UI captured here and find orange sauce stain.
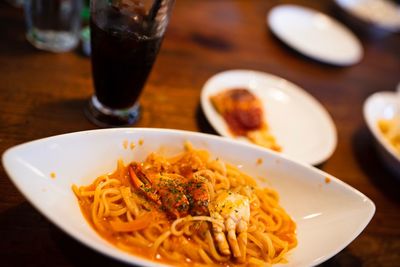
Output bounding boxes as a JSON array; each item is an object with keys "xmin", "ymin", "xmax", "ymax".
[
  {"xmin": 50, "ymin": 172, "xmax": 56, "ymax": 179},
  {"xmin": 325, "ymin": 177, "xmax": 331, "ymax": 184},
  {"xmin": 123, "ymin": 140, "xmax": 129, "ymax": 149},
  {"xmin": 130, "ymin": 142, "xmax": 136, "ymax": 150},
  {"xmin": 138, "ymin": 139, "xmax": 144, "ymax": 146},
  {"xmin": 258, "ymin": 176, "xmax": 268, "ymax": 183},
  {"xmin": 256, "ymin": 158, "xmax": 263, "ymax": 165}
]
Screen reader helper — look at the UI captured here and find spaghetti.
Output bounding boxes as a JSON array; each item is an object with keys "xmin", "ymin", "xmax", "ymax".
[{"xmin": 72, "ymin": 143, "xmax": 296, "ymax": 266}]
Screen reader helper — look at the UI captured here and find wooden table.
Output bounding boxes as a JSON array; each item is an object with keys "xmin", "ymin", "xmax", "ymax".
[{"xmin": 0, "ymin": 0, "xmax": 399, "ymax": 266}]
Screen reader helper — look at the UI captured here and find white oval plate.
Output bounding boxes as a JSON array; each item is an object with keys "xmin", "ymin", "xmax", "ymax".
[
  {"xmin": 267, "ymin": 4, "xmax": 363, "ymax": 66},
  {"xmin": 335, "ymin": 0, "xmax": 400, "ymax": 33},
  {"xmin": 201, "ymin": 70, "xmax": 337, "ymax": 166},
  {"xmin": 363, "ymin": 91, "xmax": 400, "ymax": 176},
  {"xmin": 2, "ymin": 128, "xmax": 374, "ymax": 267}
]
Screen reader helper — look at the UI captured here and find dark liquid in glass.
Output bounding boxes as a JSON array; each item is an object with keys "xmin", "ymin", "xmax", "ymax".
[{"xmin": 90, "ymin": 6, "xmax": 162, "ymax": 109}]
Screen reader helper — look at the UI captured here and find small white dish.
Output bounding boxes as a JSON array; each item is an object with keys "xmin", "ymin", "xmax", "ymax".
[
  {"xmin": 363, "ymin": 91, "xmax": 400, "ymax": 177},
  {"xmin": 201, "ymin": 69, "xmax": 337, "ymax": 166},
  {"xmin": 2, "ymin": 128, "xmax": 374, "ymax": 267},
  {"xmin": 335, "ymin": 0, "xmax": 400, "ymax": 33},
  {"xmin": 267, "ymin": 4, "xmax": 363, "ymax": 66}
]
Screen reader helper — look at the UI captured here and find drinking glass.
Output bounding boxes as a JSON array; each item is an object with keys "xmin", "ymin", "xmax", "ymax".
[
  {"xmin": 24, "ymin": 0, "xmax": 82, "ymax": 52},
  {"xmin": 86, "ymin": 0, "xmax": 175, "ymax": 127},
  {"xmin": 7, "ymin": 0, "xmax": 24, "ymax": 7}
]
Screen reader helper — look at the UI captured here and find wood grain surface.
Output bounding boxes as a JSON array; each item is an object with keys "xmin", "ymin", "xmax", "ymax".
[{"xmin": 0, "ymin": 0, "xmax": 399, "ymax": 266}]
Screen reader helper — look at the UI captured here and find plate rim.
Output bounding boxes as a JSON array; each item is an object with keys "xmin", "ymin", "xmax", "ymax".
[
  {"xmin": 267, "ymin": 4, "xmax": 363, "ymax": 66},
  {"xmin": 200, "ymin": 69, "xmax": 338, "ymax": 166}
]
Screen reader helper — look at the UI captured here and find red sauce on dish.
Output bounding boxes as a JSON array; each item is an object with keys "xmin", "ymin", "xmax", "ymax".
[
  {"xmin": 211, "ymin": 88, "xmax": 264, "ymax": 136},
  {"xmin": 210, "ymin": 88, "xmax": 281, "ymax": 152}
]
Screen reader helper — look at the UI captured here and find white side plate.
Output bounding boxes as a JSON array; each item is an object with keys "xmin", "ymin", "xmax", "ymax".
[
  {"xmin": 201, "ymin": 70, "xmax": 337, "ymax": 166},
  {"xmin": 267, "ymin": 4, "xmax": 363, "ymax": 66},
  {"xmin": 335, "ymin": 0, "xmax": 400, "ymax": 33}
]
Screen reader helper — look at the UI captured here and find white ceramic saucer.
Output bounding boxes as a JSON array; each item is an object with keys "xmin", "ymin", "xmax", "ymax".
[
  {"xmin": 201, "ymin": 70, "xmax": 337, "ymax": 166},
  {"xmin": 335, "ymin": 0, "xmax": 400, "ymax": 33},
  {"xmin": 267, "ymin": 4, "xmax": 363, "ymax": 66}
]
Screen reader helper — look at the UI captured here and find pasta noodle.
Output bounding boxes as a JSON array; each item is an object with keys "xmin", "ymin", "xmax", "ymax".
[{"xmin": 72, "ymin": 143, "xmax": 296, "ymax": 266}]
